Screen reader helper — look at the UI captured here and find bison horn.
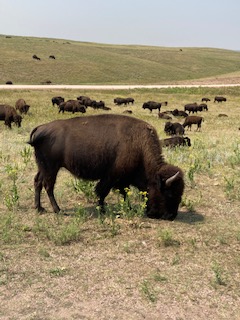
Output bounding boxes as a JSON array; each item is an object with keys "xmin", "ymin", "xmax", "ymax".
[{"xmin": 165, "ymin": 171, "xmax": 180, "ymax": 187}]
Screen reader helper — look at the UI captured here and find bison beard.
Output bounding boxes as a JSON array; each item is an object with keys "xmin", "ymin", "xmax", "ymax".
[{"xmin": 28, "ymin": 114, "xmax": 184, "ymax": 220}]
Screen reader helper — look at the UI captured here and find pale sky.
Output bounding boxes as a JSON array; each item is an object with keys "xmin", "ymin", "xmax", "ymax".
[{"xmin": 0, "ymin": 0, "xmax": 239, "ymax": 50}]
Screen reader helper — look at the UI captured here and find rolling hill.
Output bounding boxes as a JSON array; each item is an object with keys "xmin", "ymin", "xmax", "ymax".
[{"xmin": 1, "ymin": 34, "xmax": 240, "ymax": 85}]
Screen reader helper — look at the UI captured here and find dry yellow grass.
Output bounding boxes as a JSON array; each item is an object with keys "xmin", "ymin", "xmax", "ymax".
[{"xmin": 0, "ymin": 87, "xmax": 239, "ymax": 319}]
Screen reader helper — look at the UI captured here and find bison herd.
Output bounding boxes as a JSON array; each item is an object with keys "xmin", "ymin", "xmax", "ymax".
[{"xmin": 0, "ymin": 92, "xmax": 231, "ymax": 220}]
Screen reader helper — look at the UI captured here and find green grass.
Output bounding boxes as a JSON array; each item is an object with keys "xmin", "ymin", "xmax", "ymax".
[{"xmin": 1, "ymin": 34, "xmax": 240, "ymax": 85}]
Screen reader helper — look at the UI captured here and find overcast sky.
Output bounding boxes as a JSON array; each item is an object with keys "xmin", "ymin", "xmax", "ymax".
[{"xmin": 0, "ymin": 0, "xmax": 239, "ymax": 51}]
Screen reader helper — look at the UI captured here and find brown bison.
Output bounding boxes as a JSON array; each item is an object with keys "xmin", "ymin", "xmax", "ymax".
[
  {"xmin": 58, "ymin": 100, "xmax": 86, "ymax": 114},
  {"xmin": 183, "ymin": 116, "xmax": 203, "ymax": 131},
  {"xmin": 214, "ymin": 96, "xmax": 227, "ymax": 103},
  {"xmin": 142, "ymin": 101, "xmax": 162, "ymax": 112},
  {"xmin": 161, "ymin": 136, "xmax": 191, "ymax": 148},
  {"xmin": 28, "ymin": 114, "xmax": 184, "ymax": 220},
  {"xmin": 164, "ymin": 122, "xmax": 185, "ymax": 136},
  {"xmin": 52, "ymin": 96, "xmax": 64, "ymax": 106},
  {"xmin": 32, "ymin": 54, "xmax": 41, "ymax": 60},
  {"xmin": 0, "ymin": 104, "xmax": 22, "ymax": 128},
  {"xmin": 15, "ymin": 99, "xmax": 30, "ymax": 114}
]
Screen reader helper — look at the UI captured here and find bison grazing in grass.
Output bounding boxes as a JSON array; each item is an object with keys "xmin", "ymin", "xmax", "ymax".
[
  {"xmin": 183, "ymin": 116, "xmax": 203, "ymax": 131},
  {"xmin": 0, "ymin": 104, "xmax": 22, "ymax": 128},
  {"xmin": 52, "ymin": 96, "xmax": 64, "ymax": 106},
  {"xmin": 142, "ymin": 101, "xmax": 162, "ymax": 113},
  {"xmin": 15, "ymin": 99, "xmax": 30, "ymax": 114},
  {"xmin": 28, "ymin": 114, "xmax": 184, "ymax": 221},
  {"xmin": 164, "ymin": 121, "xmax": 185, "ymax": 136}
]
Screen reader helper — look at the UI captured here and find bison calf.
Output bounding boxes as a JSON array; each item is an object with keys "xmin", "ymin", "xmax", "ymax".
[
  {"xmin": 28, "ymin": 114, "xmax": 184, "ymax": 221},
  {"xmin": 0, "ymin": 104, "xmax": 22, "ymax": 128}
]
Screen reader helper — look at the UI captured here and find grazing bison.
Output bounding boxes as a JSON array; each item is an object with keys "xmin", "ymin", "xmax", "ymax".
[
  {"xmin": 161, "ymin": 136, "xmax": 191, "ymax": 148},
  {"xmin": 32, "ymin": 54, "xmax": 41, "ymax": 60},
  {"xmin": 142, "ymin": 101, "xmax": 162, "ymax": 113},
  {"xmin": 58, "ymin": 100, "xmax": 86, "ymax": 114},
  {"xmin": 28, "ymin": 114, "xmax": 184, "ymax": 220},
  {"xmin": 184, "ymin": 103, "xmax": 203, "ymax": 114},
  {"xmin": 52, "ymin": 96, "xmax": 64, "ymax": 106},
  {"xmin": 183, "ymin": 116, "xmax": 203, "ymax": 131},
  {"xmin": 113, "ymin": 98, "xmax": 128, "ymax": 106},
  {"xmin": 0, "ymin": 104, "xmax": 22, "ymax": 128},
  {"xmin": 164, "ymin": 122, "xmax": 185, "ymax": 136},
  {"xmin": 49, "ymin": 55, "xmax": 56, "ymax": 59},
  {"xmin": 15, "ymin": 99, "xmax": 30, "ymax": 114},
  {"xmin": 198, "ymin": 103, "xmax": 208, "ymax": 111},
  {"xmin": 214, "ymin": 96, "xmax": 227, "ymax": 103}
]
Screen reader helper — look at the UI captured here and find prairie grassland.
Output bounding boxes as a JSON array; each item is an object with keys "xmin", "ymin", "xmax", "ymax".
[
  {"xmin": 0, "ymin": 87, "xmax": 239, "ymax": 320},
  {"xmin": 1, "ymin": 34, "xmax": 240, "ymax": 85}
]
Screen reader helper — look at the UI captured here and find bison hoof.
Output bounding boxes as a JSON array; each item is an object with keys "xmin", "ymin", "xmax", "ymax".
[{"xmin": 36, "ymin": 206, "xmax": 46, "ymax": 214}]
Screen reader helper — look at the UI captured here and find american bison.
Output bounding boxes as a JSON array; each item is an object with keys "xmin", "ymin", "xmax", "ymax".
[
  {"xmin": 32, "ymin": 54, "xmax": 41, "ymax": 60},
  {"xmin": 182, "ymin": 116, "xmax": 203, "ymax": 131},
  {"xmin": 28, "ymin": 114, "xmax": 184, "ymax": 220},
  {"xmin": 52, "ymin": 96, "xmax": 64, "ymax": 106},
  {"xmin": 15, "ymin": 99, "xmax": 30, "ymax": 114},
  {"xmin": 184, "ymin": 103, "xmax": 203, "ymax": 114},
  {"xmin": 49, "ymin": 55, "xmax": 56, "ymax": 59},
  {"xmin": 158, "ymin": 112, "xmax": 172, "ymax": 120},
  {"xmin": 142, "ymin": 101, "xmax": 162, "ymax": 113},
  {"xmin": 161, "ymin": 136, "xmax": 191, "ymax": 148},
  {"xmin": 171, "ymin": 109, "xmax": 188, "ymax": 117},
  {"xmin": 164, "ymin": 121, "xmax": 185, "ymax": 136},
  {"xmin": 201, "ymin": 97, "xmax": 210, "ymax": 102},
  {"xmin": 58, "ymin": 100, "xmax": 86, "ymax": 114},
  {"xmin": 0, "ymin": 104, "xmax": 22, "ymax": 128},
  {"xmin": 214, "ymin": 96, "xmax": 227, "ymax": 103}
]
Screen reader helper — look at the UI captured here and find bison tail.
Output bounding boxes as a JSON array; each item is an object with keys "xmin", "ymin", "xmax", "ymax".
[{"xmin": 28, "ymin": 126, "xmax": 45, "ymax": 146}]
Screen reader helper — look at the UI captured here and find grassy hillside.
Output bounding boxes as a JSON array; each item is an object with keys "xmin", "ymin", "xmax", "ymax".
[{"xmin": 1, "ymin": 34, "xmax": 240, "ymax": 85}]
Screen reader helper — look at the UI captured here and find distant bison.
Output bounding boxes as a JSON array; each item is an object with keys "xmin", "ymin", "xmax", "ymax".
[
  {"xmin": 32, "ymin": 54, "xmax": 41, "ymax": 60},
  {"xmin": 183, "ymin": 116, "xmax": 203, "ymax": 131},
  {"xmin": 15, "ymin": 99, "xmax": 30, "ymax": 114},
  {"xmin": 158, "ymin": 112, "xmax": 172, "ymax": 120},
  {"xmin": 171, "ymin": 109, "xmax": 188, "ymax": 117},
  {"xmin": 161, "ymin": 136, "xmax": 191, "ymax": 148},
  {"xmin": 52, "ymin": 96, "xmax": 64, "ymax": 106},
  {"xmin": 0, "ymin": 104, "xmax": 22, "ymax": 128},
  {"xmin": 49, "ymin": 55, "xmax": 56, "ymax": 59},
  {"xmin": 28, "ymin": 114, "xmax": 184, "ymax": 220},
  {"xmin": 5, "ymin": 81, "xmax": 13, "ymax": 85},
  {"xmin": 201, "ymin": 97, "xmax": 210, "ymax": 102},
  {"xmin": 142, "ymin": 101, "xmax": 162, "ymax": 112},
  {"xmin": 214, "ymin": 96, "xmax": 227, "ymax": 103},
  {"xmin": 164, "ymin": 121, "xmax": 185, "ymax": 136},
  {"xmin": 58, "ymin": 100, "xmax": 86, "ymax": 114}
]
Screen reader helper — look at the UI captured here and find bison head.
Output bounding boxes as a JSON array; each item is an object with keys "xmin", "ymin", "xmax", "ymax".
[{"xmin": 146, "ymin": 164, "xmax": 184, "ymax": 221}]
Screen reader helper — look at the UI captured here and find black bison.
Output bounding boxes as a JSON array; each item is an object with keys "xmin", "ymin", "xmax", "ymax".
[
  {"xmin": 28, "ymin": 114, "xmax": 184, "ymax": 220},
  {"xmin": 164, "ymin": 122, "xmax": 185, "ymax": 136},
  {"xmin": 183, "ymin": 116, "xmax": 203, "ymax": 131},
  {"xmin": 77, "ymin": 96, "xmax": 94, "ymax": 107},
  {"xmin": 5, "ymin": 81, "xmax": 13, "ymax": 85},
  {"xmin": 158, "ymin": 112, "xmax": 172, "ymax": 120},
  {"xmin": 198, "ymin": 103, "xmax": 208, "ymax": 111},
  {"xmin": 58, "ymin": 100, "xmax": 86, "ymax": 114},
  {"xmin": 15, "ymin": 99, "xmax": 30, "ymax": 114},
  {"xmin": 171, "ymin": 109, "xmax": 188, "ymax": 117},
  {"xmin": 214, "ymin": 96, "xmax": 227, "ymax": 103},
  {"xmin": 161, "ymin": 136, "xmax": 191, "ymax": 148},
  {"xmin": 184, "ymin": 103, "xmax": 203, "ymax": 114},
  {"xmin": 32, "ymin": 54, "xmax": 41, "ymax": 60},
  {"xmin": 0, "ymin": 104, "xmax": 22, "ymax": 128},
  {"xmin": 52, "ymin": 96, "xmax": 64, "ymax": 106},
  {"xmin": 49, "ymin": 55, "xmax": 56, "ymax": 59},
  {"xmin": 91, "ymin": 100, "xmax": 106, "ymax": 109},
  {"xmin": 113, "ymin": 98, "xmax": 128, "ymax": 106},
  {"xmin": 201, "ymin": 97, "xmax": 210, "ymax": 102},
  {"xmin": 142, "ymin": 101, "xmax": 162, "ymax": 112}
]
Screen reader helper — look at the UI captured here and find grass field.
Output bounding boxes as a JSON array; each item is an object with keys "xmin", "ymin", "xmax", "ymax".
[
  {"xmin": 1, "ymin": 34, "xmax": 240, "ymax": 85},
  {"xmin": 0, "ymin": 86, "xmax": 239, "ymax": 319}
]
